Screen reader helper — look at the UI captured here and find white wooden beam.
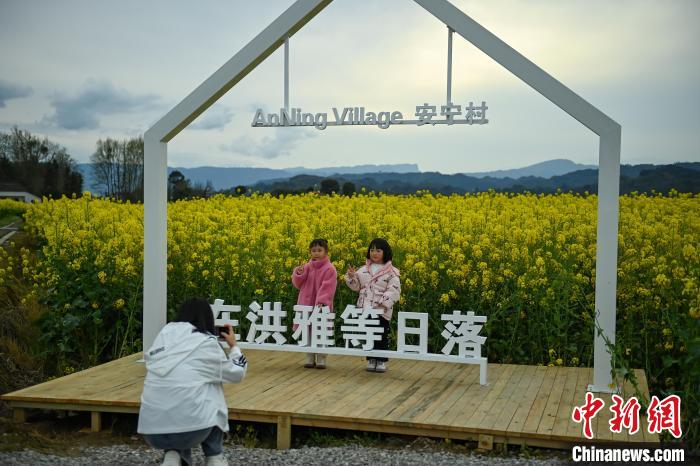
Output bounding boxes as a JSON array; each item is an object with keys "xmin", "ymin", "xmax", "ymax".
[
  {"xmin": 446, "ymin": 27, "xmax": 453, "ymax": 106},
  {"xmin": 284, "ymin": 36, "xmax": 290, "ymax": 111},
  {"xmin": 590, "ymin": 125, "xmax": 622, "ymax": 392},
  {"xmin": 143, "ymin": 134, "xmax": 168, "ymax": 351}
]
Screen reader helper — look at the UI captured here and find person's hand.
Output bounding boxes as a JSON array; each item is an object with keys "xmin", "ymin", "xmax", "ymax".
[
  {"xmin": 347, "ymin": 265, "xmax": 357, "ymax": 278},
  {"xmin": 294, "ymin": 264, "xmax": 305, "ymax": 275},
  {"xmin": 221, "ymin": 324, "xmax": 237, "ymax": 348}
]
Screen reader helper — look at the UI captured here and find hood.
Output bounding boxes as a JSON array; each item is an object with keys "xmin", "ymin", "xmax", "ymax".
[{"xmin": 144, "ymin": 322, "xmax": 210, "ymax": 377}]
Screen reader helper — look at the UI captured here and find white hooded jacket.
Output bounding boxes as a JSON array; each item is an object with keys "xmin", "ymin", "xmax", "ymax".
[{"xmin": 137, "ymin": 322, "xmax": 247, "ymax": 434}]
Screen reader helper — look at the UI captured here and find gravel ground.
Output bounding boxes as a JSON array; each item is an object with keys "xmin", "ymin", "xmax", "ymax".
[{"xmin": 0, "ymin": 444, "xmax": 570, "ymax": 465}]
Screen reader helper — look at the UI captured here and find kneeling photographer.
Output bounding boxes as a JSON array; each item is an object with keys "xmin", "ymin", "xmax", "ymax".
[{"xmin": 138, "ymin": 298, "xmax": 247, "ymax": 466}]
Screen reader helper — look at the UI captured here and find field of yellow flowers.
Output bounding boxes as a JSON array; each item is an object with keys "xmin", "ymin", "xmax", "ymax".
[{"xmin": 2, "ymin": 192, "xmax": 698, "ymax": 441}]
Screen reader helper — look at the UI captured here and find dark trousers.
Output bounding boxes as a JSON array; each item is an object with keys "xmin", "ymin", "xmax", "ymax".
[
  {"xmin": 144, "ymin": 426, "xmax": 223, "ymax": 466},
  {"xmin": 367, "ymin": 316, "xmax": 390, "ymax": 363}
]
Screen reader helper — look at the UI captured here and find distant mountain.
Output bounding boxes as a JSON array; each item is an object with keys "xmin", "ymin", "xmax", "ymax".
[
  {"xmin": 284, "ymin": 164, "xmax": 419, "ymax": 176},
  {"xmin": 253, "ymin": 162, "xmax": 700, "ymax": 195},
  {"xmin": 462, "ymin": 159, "xmax": 596, "ymax": 179},
  {"xmin": 77, "ymin": 160, "xmax": 699, "ymax": 196},
  {"xmin": 76, "ymin": 163, "xmax": 420, "ymax": 193},
  {"xmin": 168, "ymin": 164, "xmax": 419, "ymax": 190},
  {"xmin": 167, "ymin": 166, "xmax": 288, "ymax": 191}
]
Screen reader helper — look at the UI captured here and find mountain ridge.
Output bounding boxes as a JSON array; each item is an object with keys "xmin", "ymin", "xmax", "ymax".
[
  {"xmin": 252, "ymin": 162, "xmax": 700, "ymax": 195},
  {"xmin": 461, "ymin": 158, "xmax": 595, "ymax": 179},
  {"xmin": 75, "ymin": 159, "xmax": 699, "ymax": 194}
]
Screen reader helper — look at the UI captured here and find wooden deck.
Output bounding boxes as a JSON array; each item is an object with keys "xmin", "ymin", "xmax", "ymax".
[{"xmin": 1, "ymin": 350, "xmax": 659, "ymax": 449}]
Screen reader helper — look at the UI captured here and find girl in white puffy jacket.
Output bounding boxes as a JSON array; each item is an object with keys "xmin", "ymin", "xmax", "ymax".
[
  {"xmin": 138, "ymin": 298, "xmax": 247, "ymax": 466},
  {"xmin": 345, "ymin": 238, "xmax": 401, "ymax": 373}
]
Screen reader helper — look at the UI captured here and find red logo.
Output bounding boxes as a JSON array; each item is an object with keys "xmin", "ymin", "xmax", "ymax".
[
  {"xmin": 572, "ymin": 393, "xmax": 682, "ymax": 439},
  {"xmin": 609, "ymin": 395, "xmax": 641, "ymax": 434},
  {"xmin": 572, "ymin": 392, "xmax": 605, "ymax": 439},
  {"xmin": 647, "ymin": 395, "xmax": 682, "ymax": 438}
]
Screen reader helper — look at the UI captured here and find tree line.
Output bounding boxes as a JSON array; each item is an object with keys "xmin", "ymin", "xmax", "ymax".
[
  {"xmin": 266, "ymin": 178, "xmax": 357, "ymax": 196},
  {"xmin": 9, "ymin": 127, "xmax": 692, "ymax": 202},
  {"xmin": 90, "ymin": 137, "xmax": 144, "ymax": 202},
  {"xmin": 91, "ymin": 137, "xmax": 234, "ymax": 201},
  {"xmin": 2, "ymin": 127, "xmax": 360, "ymax": 201},
  {"xmin": 255, "ymin": 165, "xmax": 700, "ymax": 196},
  {"xmin": 0, "ymin": 128, "xmax": 229, "ymax": 202},
  {"xmin": 0, "ymin": 127, "xmax": 83, "ymax": 198}
]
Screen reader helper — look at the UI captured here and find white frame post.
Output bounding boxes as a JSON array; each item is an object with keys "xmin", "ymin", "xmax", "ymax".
[
  {"xmin": 284, "ymin": 36, "xmax": 290, "ymax": 111},
  {"xmin": 591, "ymin": 127, "xmax": 622, "ymax": 392},
  {"xmin": 446, "ymin": 26, "xmax": 453, "ymax": 106},
  {"xmin": 143, "ymin": 134, "xmax": 168, "ymax": 349},
  {"xmin": 143, "ymin": 0, "xmax": 621, "ymax": 392}
]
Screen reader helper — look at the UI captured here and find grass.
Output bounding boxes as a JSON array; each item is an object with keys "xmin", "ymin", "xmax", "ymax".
[{"xmin": 0, "ymin": 230, "xmax": 47, "ymax": 420}]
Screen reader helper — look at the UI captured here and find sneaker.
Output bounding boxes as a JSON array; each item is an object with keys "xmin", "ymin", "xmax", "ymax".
[
  {"xmin": 375, "ymin": 361, "xmax": 387, "ymax": 372},
  {"xmin": 162, "ymin": 450, "xmax": 180, "ymax": 466},
  {"xmin": 205, "ymin": 453, "xmax": 229, "ymax": 466},
  {"xmin": 366, "ymin": 359, "xmax": 376, "ymax": 372},
  {"xmin": 316, "ymin": 354, "xmax": 326, "ymax": 369},
  {"xmin": 304, "ymin": 353, "xmax": 316, "ymax": 368}
]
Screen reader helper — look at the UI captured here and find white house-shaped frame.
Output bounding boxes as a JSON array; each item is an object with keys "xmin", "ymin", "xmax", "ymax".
[{"xmin": 143, "ymin": 0, "xmax": 621, "ymax": 392}]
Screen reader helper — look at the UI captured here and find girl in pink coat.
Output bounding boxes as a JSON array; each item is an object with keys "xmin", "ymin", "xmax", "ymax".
[
  {"xmin": 345, "ymin": 238, "xmax": 401, "ymax": 373},
  {"xmin": 291, "ymin": 238, "xmax": 337, "ymax": 369}
]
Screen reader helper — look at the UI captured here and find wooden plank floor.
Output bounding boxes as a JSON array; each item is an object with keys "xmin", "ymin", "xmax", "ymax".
[{"xmin": 1, "ymin": 350, "xmax": 659, "ymax": 449}]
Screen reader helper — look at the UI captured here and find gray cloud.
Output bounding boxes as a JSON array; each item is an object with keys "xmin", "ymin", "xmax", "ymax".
[
  {"xmin": 45, "ymin": 79, "xmax": 160, "ymax": 130},
  {"xmin": 221, "ymin": 127, "xmax": 317, "ymax": 159},
  {"xmin": 189, "ymin": 105, "xmax": 234, "ymax": 130},
  {"xmin": 0, "ymin": 79, "xmax": 32, "ymax": 107}
]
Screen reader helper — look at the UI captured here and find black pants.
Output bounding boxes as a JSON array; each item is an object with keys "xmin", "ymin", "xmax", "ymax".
[{"xmin": 367, "ymin": 316, "xmax": 390, "ymax": 363}]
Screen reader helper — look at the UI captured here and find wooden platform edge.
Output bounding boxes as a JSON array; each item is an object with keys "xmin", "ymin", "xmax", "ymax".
[
  {"xmin": 287, "ymin": 415, "xmax": 661, "ymax": 450},
  {"xmin": 1, "ymin": 358, "xmax": 661, "ymax": 451},
  {"xmin": 4, "ymin": 400, "xmax": 140, "ymax": 414},
  {"xmin": 5, "ymin": 398, "xmax": 660, "ymax": 451}
]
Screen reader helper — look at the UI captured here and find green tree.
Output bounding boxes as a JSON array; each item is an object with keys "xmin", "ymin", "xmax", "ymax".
[
  {"xmin": 0, "ymin": 127, "xmax": 82, "ymax": 197},
  {"xmin": 320, "ymin": 178, "xmax": 340, "ymax": 195},
  {"xmin": 90, "ymin": 136, "xmax": 144, "ymax": 201},
  {"xmin": 342, "ymin": 181, "xmax": 356, "ymax": 196}
]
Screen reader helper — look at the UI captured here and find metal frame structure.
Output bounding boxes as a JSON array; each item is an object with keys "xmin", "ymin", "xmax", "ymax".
[{"xmin": 144, "ymin": 0, "xmax": 621, "ymax": 392}]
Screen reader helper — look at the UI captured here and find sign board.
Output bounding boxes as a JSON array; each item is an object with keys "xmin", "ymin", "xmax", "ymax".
[
  {"xmin": 252, "ymin": 101, "xmax": 488, "ymax": 130},
  {"xmin": 212, "ymin": 299, "xmax": 489, "ymax": 385}
]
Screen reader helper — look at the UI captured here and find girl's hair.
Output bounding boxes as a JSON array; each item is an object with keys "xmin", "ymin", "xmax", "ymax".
[
  {"xmin": 366, "ymin": 238, "xmax": 393, "ymax": 262},
  {"xmin": 174, "ymin": 298, "xmax": 216, "ymax": 335},
  {"xmin": 309, "ymin": 238, "xmax": 329, "ymax": 251}
]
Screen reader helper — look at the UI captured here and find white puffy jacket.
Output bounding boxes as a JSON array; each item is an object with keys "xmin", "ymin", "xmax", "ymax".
[{"xmin": 137, "ymin": 322, "xmax": 247, "ymax": 434}]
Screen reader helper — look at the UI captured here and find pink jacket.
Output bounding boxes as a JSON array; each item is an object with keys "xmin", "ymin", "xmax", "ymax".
[
  {"xmin": 291, "ymin": 255, "xmax": 338, "ymax": 310},
  {"xmin": 345, "ymin": 260, "xmax": 401, "ymax": 320}
]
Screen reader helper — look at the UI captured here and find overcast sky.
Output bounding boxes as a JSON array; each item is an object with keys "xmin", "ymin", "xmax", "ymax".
[{"xmin": 1, "ymin": 0, "xmax": 698, "ymax": 173}]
